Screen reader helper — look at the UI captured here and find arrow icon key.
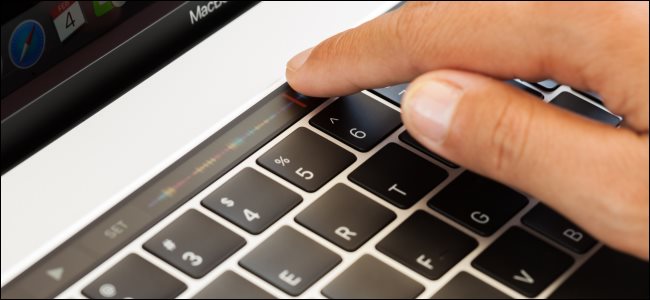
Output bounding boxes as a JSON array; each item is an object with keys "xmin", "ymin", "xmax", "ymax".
[{"xmin": 46, "ymin": 267, "xmax": 64, "ymax": 281}]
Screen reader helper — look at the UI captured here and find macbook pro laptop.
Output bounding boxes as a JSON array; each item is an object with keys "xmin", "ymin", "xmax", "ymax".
[{"xmin": 2, "ymin": 1, "xmax": 648, "ymax": 298}]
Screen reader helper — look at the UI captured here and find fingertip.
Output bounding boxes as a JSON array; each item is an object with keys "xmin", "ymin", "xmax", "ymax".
[
  {"xmin": 286, "ymin": 47, "xmax": 314, "ymax": 95},
  {"xmin": 287, "ymin": 47, "xmax": 313, "ymax": 73}
]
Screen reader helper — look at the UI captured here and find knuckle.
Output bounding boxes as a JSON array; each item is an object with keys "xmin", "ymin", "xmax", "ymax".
[
  {"xmin": 601, "ymin": 188, "xmax": 649, "ymax": 257},
  {"xmin": 489, "ymin": 96, "xmax": 536, "ymax": 176},
  {"xmin": 307, "ymin": 29, "xmax": 366, "ymax": 93},
  {"xmin": 389, "ymin": 3, "xmax": 435, "ymax": 72},
  {"xmin": 390, "ymin": 6, "xmax": 420, "ymax": 48},
  {"xmin": 311, "ymin": 29, "xmax": 357, "ymax": 63},
  {"xmin": 608, "ymin": 144, "xmax": 649, "ymax": 223}
]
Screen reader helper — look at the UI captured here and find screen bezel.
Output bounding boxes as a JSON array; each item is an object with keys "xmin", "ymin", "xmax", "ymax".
[{"xmin": 1, "ymin": 1, "xmax": 257, "ymax": 174}]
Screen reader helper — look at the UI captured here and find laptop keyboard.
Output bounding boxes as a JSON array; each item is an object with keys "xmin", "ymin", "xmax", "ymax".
[
  {"xmin": 310, "ymin": 92, "xmax": 402, "ymax": 152},
  {"xmin": 81, "ymin": 254, "xmax": 186, "ymax": 299},
  {"xmin": 376, "ymin": 210, "xmax": 478, "ymax": 280},
  {"xmin": 428, "ymin": 171, "xmax": 529, "ymax": 236},
  {"xmin": 473, "ymin": 227, "xmax": 574, "ymax": 297},
  {"xmin": 201, "ymin": 168, "xmax": 302, "ymax": 235},
  {"xmin": 322, "ymin": 255, "xmax": 424, "ymax": 299},
  {"xmin": 295, "ymin": 184, "xmax": 396, "ymax": 252},
  {"xmin": 239, "ymin": 226, "xmax": 341, "ymax": 296},
  {"xmin": 142, "ymin": 209, "xmax": 246, "ymax": 279},
  {"xmin": 5, "ymin": 79, "xmax": 647, "ymax": 299}
]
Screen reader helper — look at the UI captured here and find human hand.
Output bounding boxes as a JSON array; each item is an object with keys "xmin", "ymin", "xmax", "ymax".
[{"xmin": 286, "ymin": 2, "xmax": 648, "ymax": 260}]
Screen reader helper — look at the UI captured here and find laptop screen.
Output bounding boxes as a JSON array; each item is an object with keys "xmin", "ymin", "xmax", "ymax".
[{"xmin": 1, "ymin": 1, "xmax": 257, "ymax": 174}]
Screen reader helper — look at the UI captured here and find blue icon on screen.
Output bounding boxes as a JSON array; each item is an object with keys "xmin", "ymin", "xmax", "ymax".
[{"xmin": 8, "ymin": 20, "xmax": 46, "ymax": 69}]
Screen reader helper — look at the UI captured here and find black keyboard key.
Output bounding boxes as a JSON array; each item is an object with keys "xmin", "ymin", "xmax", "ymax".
[
  {"xmin": 239, "ymin": 226, "xmax": 341, "ymax": 296},
  {"xmin": 322, "ymin": 255, "xmax": 424, "ymax": 299},
  {"xmin": 549, "ymin": 247, "xmax": 649, "ymax": 299},
  {"xmin": 193, "ymin": 271, "xmax": 275, "ymax": 299},
  {"xmin": 505, "ymin": 80, "xmax": 543, "ymax": 99},
  {"xmin": 82, "ymin": 254, "xmax": 185, "ymax": 299},
  {"xmin": 295, "ymin": 184, "xmax": 396, "ymax": 251},
  {"xmin": 202, "ymin": 168, "xmax": 302, "ymax": 234},
  {"xmin": 310, "ymin": 92, "xmax": 401, "ymax": 151},
  {"xmin": 532, "ymin": 79, "xmax": 560, "ymax": 91},
  {"xmin": 572, "ymin": 88, "xmax": 604, "ymax": 105},
  {"xmin": 370, "ymin": 83, "xmax": 409, "ymax": 106},
  {"xmin": 472, "ymin": 227, "xmax": 574, "ymax": 297},
  {"xmin": 349, "ymin": 143, "xmax": 448, "ymax": 209},
  {"xmin": 431, "ymin": 272, "xmax": 511, "ymax": 299},
  {"xmin": 143, "ymin": 210, "xmax": 245, "ymax": 278},
  {"xmin": 550, "ymin": 92, "xmax": 621, "ymax": 126},
  {"xmin": 399, "ymin": 131, "xmax": 459, "ymax": 168},
  {"xmin": 377, "ymin": 211, "xmax": 477, "ymax": 280},
  {"xmin": 522, "ymin": 204, "xmax": 596, "ymax": 254},
  {"xmin": 257, "ymin": 127, "xmax": 355, "ymax": 192},
  {"xmin": 428, "ymin": 172, "xmax": 528, "ymax": 236},
  {"xmin": 0, "ymin": 245, "xmax": 96, "ymax": 299}
]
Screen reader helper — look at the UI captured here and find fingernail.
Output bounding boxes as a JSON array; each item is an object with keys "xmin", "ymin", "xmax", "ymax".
[
  {"xmin": 403, "ymin": 79, "xmax": 462, "ymax": 144},
  {"xmin": 287, "ymin": 47, "xmax": 313, "ymax": 72}
]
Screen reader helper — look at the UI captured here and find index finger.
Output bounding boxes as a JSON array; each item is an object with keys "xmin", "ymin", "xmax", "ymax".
[{"xmin": 285, "ymin": 2, "xmax": 648, "ymax": 130}]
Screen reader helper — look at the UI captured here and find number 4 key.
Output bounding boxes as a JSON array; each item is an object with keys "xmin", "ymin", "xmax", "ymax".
[{"xmin": 244, "ymin": 209, "xmax": 260, "ymax": 222}]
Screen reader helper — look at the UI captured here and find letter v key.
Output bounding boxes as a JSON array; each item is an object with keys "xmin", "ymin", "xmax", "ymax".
[{"xmin": 513, "ymin": 269, "xmax": 535, "ymax": 284}]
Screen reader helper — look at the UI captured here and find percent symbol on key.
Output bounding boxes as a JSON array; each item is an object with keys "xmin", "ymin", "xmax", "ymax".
[{"xmin": 274, "ymin": 156, "xmax": 290, "ymax": 166}]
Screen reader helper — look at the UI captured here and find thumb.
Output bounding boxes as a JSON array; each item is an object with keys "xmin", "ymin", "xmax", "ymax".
[{"xmin": 402, "ymin": 70, "xmax": 649, "ymax": 259}]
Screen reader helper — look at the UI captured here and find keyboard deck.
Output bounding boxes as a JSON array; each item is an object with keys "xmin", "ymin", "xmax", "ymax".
[{"xmin": 3, "ymin": 79, "xmax": 648, "ymax": 299}]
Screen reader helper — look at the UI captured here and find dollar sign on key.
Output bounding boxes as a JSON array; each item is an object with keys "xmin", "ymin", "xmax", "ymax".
[{"xmin": 220, "ymin": 197, "xmax": 234, "ymax": 207}]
